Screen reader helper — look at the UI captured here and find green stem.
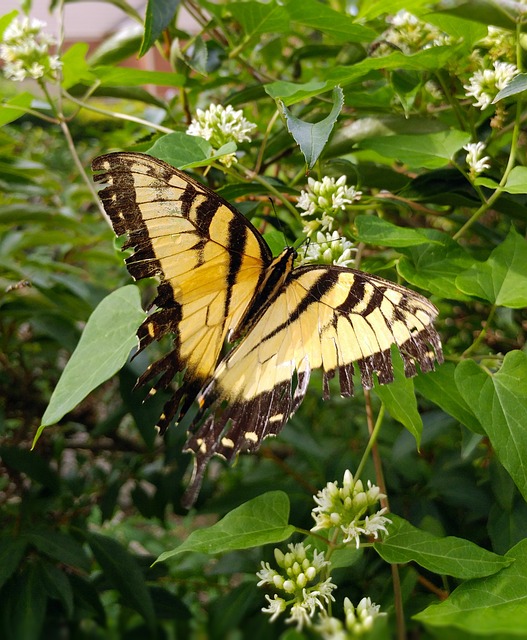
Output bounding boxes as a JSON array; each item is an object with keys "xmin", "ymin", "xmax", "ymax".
[
  {"xmin": 64, "ymin": 91, "xmax": 175, "ymax": 135},
  {"xmin": 355, "ymin": 402, "xmax": 385, "ymax": 479},
  {"xmin": 463, "ymin": 304, "xmax": 497, "ymax": 358},
  {"xmin": 453, "ymin": 98, "xmax": 523, "ymax": 240}
]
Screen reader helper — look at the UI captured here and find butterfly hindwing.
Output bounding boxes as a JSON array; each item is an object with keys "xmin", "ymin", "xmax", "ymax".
[
  {"xmin": 92, "ymin": 152, "xmax": 272, "ymax": 430},
  {"xmin": 183, "ymin": 266, "xmax": 442, "ymax": 505}
]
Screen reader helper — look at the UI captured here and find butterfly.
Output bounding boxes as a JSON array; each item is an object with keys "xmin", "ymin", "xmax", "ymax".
[{"xmin": 92, "ymin": 152, "xmax": 443, "ymax": 506}]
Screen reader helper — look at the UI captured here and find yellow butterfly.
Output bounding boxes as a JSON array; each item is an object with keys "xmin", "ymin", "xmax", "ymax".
[{"xmin": 92, "ymin": 152, "xmax": 443, "ymax": 506}]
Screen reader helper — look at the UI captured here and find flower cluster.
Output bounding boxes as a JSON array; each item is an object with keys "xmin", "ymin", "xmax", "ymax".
[
  {"xmin": 300, "ymin": 231, "xmax": 356, "ymax": 268},
  {"xmin": 464, "ymin": 60, "xmax": 519, "ymax": 110},
  {"xmin": 311, "ymin": 470, "xmax": 391, "ymax": 548},
  {"xmin": 314, "ymin": 597, "xmax": 385, "ymax": 639},
  {"xmin": 463, "ymin": 142, "xmax": 491, "ymax": 178},
  {"xmin": 378, "ymin": 10, "xmax": 450, "ymax": 55},
  {"xmin": 186, "ymin": 103, "xmax": 257, "ymax": 166},
  {"xmin": 257, "ymin": 543, "xmax": 336, "ymax": 630},
  {"xmin": 479, "ymin": 26, "xmax": 515, "ymax": 63},
  {"xmin": 297, "ymin": 175, "xmax": 361, "ymax": 236},
  {"xmin": 0, "ymin": 16, "xmax": 62, "ymax": 82}
]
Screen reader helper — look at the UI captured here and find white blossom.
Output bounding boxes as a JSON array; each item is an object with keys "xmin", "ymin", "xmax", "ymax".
[
  {"xmin": 464, "ymin": 61, "xmax": 519, "ymax": 110},
  {"xmin": 0, "ymin": 16, "xmax": 61, "ymax": 82},
  {"xmin": 300, "ymin": 231, "xmax": 356, "ymax": 268},
  {"xmin": 186, "ymin": 103, "xmax": 256, "ymax": 165},
  {"xmin": 312, "ymin": 470, "xmax": 391, "ymax": 548},
  {"xmin": 463, "ymin": 142, "xmax": 491, "ymax": 177}
]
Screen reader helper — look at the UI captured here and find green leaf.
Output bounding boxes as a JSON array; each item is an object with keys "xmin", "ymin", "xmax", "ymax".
[
  {"xmin": 0, "ymin": 92, "xmax": 33, "ymax": 127},
  {"xmin": 374, "ymin": 349, "xmax": 423, "ymax": 446},
  {"xmin": 0, "ymin": 10, "xmax": 17, "ymax": 37},
  {"xmin": 502, "ymin": 166, "xmax": 527, "ymax": 194},
  {"xmin": 426, "ymin": 12, "xmax": 487, "ymax": 46},
  {"xmin": 93, "ymin": 65, "xmax": 185, "ymax": 87},
  {"xmin": 140, "ymin": 0, "xmax": 180, "ymax": 56},
  {"xmin": 231, "ymin": 1, "xmax": 289, "ymax": 39},
  {"xmin": 494, "ymin": 73, "xmax": 527, "ymax": 102},
  {"xmin": 146, "ymin": 132, "xmax": 212, "ymax": 167},
  {"xmin": 415, "ymin": 538, "xmax": 527, "ymax": 634},
  {"xmin": 61, "ymin": 42, "xmax": 95, "ymax": 90},
  {"xmin": 35, "ymin": 286, "xmax": 146, "ymax": 440},
  {"xmin": 359, "ymin": 130, "xmax": 471, "ymax": 170},
  {"xmin": 456, "ymin": 227, "xmax": 527, "ymax": 307},
  {"xmin": 285, "ymin": 0, "xmax": 376, "ymax": 42},
  {"xmin": 85, "ymin": 532, "xmax": 157, "ymax": 631},
  {"xmin": 279, "ymin": 87, "xmax": 344, "ymax": 169},
  {"xmin": 398, "ymin": 229, "xmax": 474, "ymax": 300},
  {"xmin": 0, "ymin": 536, "xmax": 27, "ymax": 589},
  {"xmin": 266, "ymin": 48, "xmax": 456, "ymax": 105},
  {"xmin": 155, "ymin": 491, "xmax": 295, "ymax": 562},
  {"xmin": 455, "ymin": 351, "xmax": 527, "ymax": 501},
  {"xmin": 23, "ymin": 529, "xmax": 91, "ymax": 573},
  {"xmin": 356, "ymin": 0, "xmax": 430, "ymax": 21},
  {"xmin": 375, "ymin": 515, "xmax": 511, "ymax": 579},
  {"xmin": 355, "ymin": 216, "xmax": 434, "ymax": 247},
  {"xmin": 39, "ymin": 561, "xmax": 74, "ymax": 617},
  {"xmin": 414, "ymin": 363, "xmax": 483, "ymax": 434},
  {"xmin": 0, "ymin": 447, "xmax": 60, "ymax": 491},
  {"xmin": 5, "ymin": 564, "xmax": 47, "ymax": 640}
]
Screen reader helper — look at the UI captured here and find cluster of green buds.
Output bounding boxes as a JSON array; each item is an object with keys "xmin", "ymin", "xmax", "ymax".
[
  {"xmin": 300, "ymin": 230, "xmax": 356, "ymax": 268},
  {"xmin": 377, "ymin": 10, "xmax": 450, "ymax": 55},
  {"xmin": 297, "ymin": 175, "xmax": 362, "ymax": 237},
  {"xmin": 0, "ymin": 16, "xmax": 62, "ymax": 82},
  {"xmin": 314, "ymin": 597, "xmax": 385, "ymax": 639},
  {"xmin": 257, "ymin": 543, "xmax": 336, "ymax": 630},
  {"xmin": 311, "ymin": 470, "xmax": 391, "ymax": 548},
  {"xmin": 186, "ymin": 103, "xmax": 257, "ymax": 166}
]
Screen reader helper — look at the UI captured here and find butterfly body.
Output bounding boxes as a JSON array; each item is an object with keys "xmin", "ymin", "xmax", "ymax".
[{"xmin": 92, "ymin": 152, "xmax": 443, "ymax": 506}]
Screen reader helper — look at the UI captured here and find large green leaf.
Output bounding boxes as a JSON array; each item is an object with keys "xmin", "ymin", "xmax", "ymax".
[
  {"xmin": 61, "ymin": 42, "xmax": 95, "ymax": 89},
  {"xmin": 0, "ymin": 536, "xmax": 27, "ymax": 589},
  {"xmin": 156, "ymin": 491, "xmax": 295, "ymax": 562},
  {"xmin": 355, "ymin": 215, "xmax": 434, "ymax": 247},
  {"xmin": 359, "ymin": 130, "xmax": 471, "ymax": 170},
  {"xmin": 285, "ymin": 0, "xmax": 376, "ymax": 42},
  {"xmin": 85, "ymin": 532, "xmax": 157, "ymax": 632},
  {"xmin": 4, "ymin": 564, "xmax": 47, "ymax": 640},
  {"xmin": 397, "ymin": 230, "xmax": 474, "ymax": 300},
  {"xmin": 231, "ymin": 1, "xmax": 289, "ymax": 40},
  {"xmin": 494, "ymin": 73, "xmax": 527, "ymax": 102},
  {"xmin": 93, "ymin": 65, "xmax": 185, "ymax": 87},
  {"xmin": 456, "ymin": 226, "xmax": 527, "ymax": 308},
  {"xmin": 35, "ymin": 286, "xmax": 146, "ymax": 440},
  {"xmin": 455, "ymin": 351, "xmax": 527, "ymax": 501},
  {"xmin": 502, "ymin": 166, "xmax": 527, "ymax": 194},
  {"xmin": 414, "ymin": 363, "xmax": 482, "ymax": 434},
  {"xmin": 280, "ymin": 87, "xmax": 343, "ymax": 169},
  {"xmin": 375, "ymin": 515, "xmax": 510, "ymax": 579},
  {"xmin": 415, "ymin": 538, "xmax": 527, "ymax": 634},
  {"xmin": 374, "ymin": 350, "xmax": 423, "ymax": 446},
  {"xmin": 23, "ymin": 529, "xmax": 91, "ymax": 573},
  {"xmin": 140, "ymin": 0, "xmax": 180, "ymax": 56},
  {"xmin": 0, "ymin": 92, "xmax": 33, "ymax": 127}
]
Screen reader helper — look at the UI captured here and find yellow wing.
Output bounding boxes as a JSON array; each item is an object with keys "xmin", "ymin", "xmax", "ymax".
[
  {"xmin": 183, "ymin": 265, "xmax": 443, "ymax": 506},
  {"xmin": 92, "ymin": 152, "xmax": 273, "ymax": 431}
]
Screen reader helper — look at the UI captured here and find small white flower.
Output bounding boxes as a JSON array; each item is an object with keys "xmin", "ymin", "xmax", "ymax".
[
  {"xmin": 464, "ymin": 60, "xmax": 519, "ymax": 110},
  {"xmin": 262, "ymin": 594, "xmax": 286, "ymax": 622},
  {"xmin": 463, "ymin": 142, "xmax": 491, "ymax": 176}
]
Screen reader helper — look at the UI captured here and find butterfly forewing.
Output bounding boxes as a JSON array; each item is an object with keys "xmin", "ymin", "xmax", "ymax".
[{"xmin": 92, "ymin": 152, "xmax": 272, "ymax": 429}]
